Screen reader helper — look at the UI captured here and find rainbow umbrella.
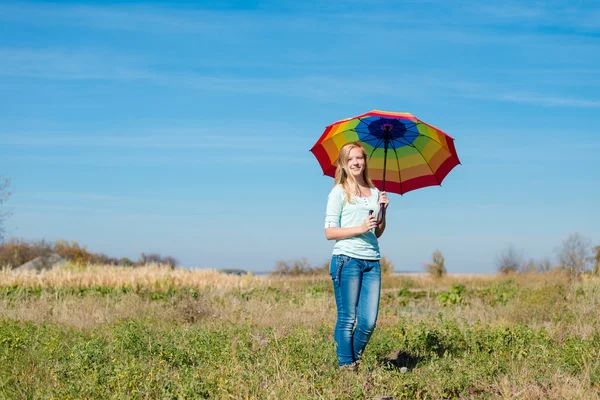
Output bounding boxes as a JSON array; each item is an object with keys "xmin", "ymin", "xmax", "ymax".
[{"xmin": 310, "ymin": 110, "xmax": 461, "ymax": 221}]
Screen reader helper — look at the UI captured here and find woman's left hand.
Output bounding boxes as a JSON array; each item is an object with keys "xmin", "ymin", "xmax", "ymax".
[{"xmin": 379, "ymin": 191, "xmax": 390, "ymax": 209}]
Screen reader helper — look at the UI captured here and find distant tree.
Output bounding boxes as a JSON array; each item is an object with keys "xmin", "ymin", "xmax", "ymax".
[
  {"xmin": 136, "ymin": 252, "xmax": 178, "ymax": 268},
  {"xmin": 537, "ymin": 258, "xmax": 553, "ymax": 273},
  {"xmin": 423, "ymin": 249, "xmax": 446, "ymax": 278},
  {"xmin": 119, "ymin": 257, "xmax": 134, "ymax": 267},
  {"xmin": 0, "ymin": 238, "xmax": 52, "ymax": 268},
  {"xmin": 594, "ymin": 246, "xmax": 600, "ymax": 276},
  {"xmin": 219, "ymin": 268, "xmax": 248, "ymax": 276},
  {"xmin": 163, "ymin": 256, "xmax": 178, "ymax": 269},
  {"xmin": 0, "ymin": 177, "xmax": 11, "ymax": 243},
  {"xmin": 271, "ymin": 258, "xmax": 329, "ymax": 276},
  {"xmin": 519, "ymin": 258, "xmax": 537, "ymax": 273},
  {"xmin": 93, "ymin": 253, "xmax": 118, "ymax": 265},
  {"xmin": 53, "ymin": 240, "xmax": 94, "ymax": 265},
  {"xmin": 380, "ymin": 255, "xmax": 394, "ymax": 275},
  {"xmin": 556, "ymin": 233, "xmax": 592, "ymax": 278},
  {"xmin": 496, "ymin": 245, "xmax": 523, "ymax": 275},
  {"xmin": 139, "ymin": 253, "xmax": 161, "ymax": 264},
  {"xmin": 272, "ymin": 258, "xmax": 313, "ymax": 276}
]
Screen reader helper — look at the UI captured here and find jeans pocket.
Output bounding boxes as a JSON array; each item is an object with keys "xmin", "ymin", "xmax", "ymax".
[
  {"xmin": 365, "ymin": 259, "xmax": 381, "ymax": 273},
  {"xmin": 330, "ymin": 255, "xmax": 345, "ymax": 288}
]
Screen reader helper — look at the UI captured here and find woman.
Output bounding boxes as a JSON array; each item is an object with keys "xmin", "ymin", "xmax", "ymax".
[{"xmin": 324, "ymin": 141, "xmax": 389, "ymax": 370}]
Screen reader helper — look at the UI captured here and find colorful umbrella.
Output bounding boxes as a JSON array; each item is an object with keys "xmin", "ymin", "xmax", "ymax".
[{"xmin": 310, "ymin": 110, "xmax": 460, "ymax": 221}]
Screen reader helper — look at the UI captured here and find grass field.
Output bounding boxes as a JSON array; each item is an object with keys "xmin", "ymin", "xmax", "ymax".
[{"xmin": 1, "ymin": 265, "xmax": 599, "ymax": 399}]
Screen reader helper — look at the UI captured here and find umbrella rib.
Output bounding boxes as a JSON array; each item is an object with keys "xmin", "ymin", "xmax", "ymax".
[
  {"xmin": 368, "ymin": 137, "xmax": 386, "ymax": 160},
  {"xmin": 312, "ymin": 129, "xmax": 377, "ymax": 157},
  {"xmin": 406, "ymin": 122, "xmax": 455, "ymax": 153},
  {"xmin": 333, "ymin": 126, "xmax": 379, "ymax": 141},
  {"xmin": 390, "ymin": 145, "xmax": 403, "ymax": 195}
]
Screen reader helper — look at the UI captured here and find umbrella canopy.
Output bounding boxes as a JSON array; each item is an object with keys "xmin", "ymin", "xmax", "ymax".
[{"xmin": 310, "ymin": 110, "xmax": 460, "ymax": 195}]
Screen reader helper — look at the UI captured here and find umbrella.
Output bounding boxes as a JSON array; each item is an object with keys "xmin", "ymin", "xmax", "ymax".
[{"xmin": 310, "ymin": 110, "xmax": 460, "ymax": 223}]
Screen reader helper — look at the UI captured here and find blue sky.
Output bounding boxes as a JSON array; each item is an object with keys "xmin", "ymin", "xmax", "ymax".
[{"xmin": 1, "ymin": 0, "xmax": 599, "ymax": 273}]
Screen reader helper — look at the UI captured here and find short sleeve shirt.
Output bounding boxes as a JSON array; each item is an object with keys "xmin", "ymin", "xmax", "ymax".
[{"xmin": 324, "ymin": 184, "xmax": 381, "ymax": 260}]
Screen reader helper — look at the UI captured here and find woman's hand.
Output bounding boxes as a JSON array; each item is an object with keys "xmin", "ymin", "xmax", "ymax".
[
  {"xmin": 361, "ymin": 214, "xmax": 378, "ymax": 233},
  {"xmin": 379, "ymin": 191, "xmax": 390, "ymax": 209}
]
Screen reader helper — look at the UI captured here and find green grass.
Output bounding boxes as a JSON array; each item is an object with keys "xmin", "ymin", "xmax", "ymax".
[{"xmin": 1, "ymin": 270, "xmax": 600, "ymax": 399}]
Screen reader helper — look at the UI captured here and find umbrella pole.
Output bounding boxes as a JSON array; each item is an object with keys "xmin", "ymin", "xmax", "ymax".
[{"xmin": 377, "ymin": 135, "xmax": 389, "ymax": 226}]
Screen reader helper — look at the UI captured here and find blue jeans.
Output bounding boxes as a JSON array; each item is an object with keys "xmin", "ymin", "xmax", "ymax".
[{"xmin": 330, "ymin": 254, "xmax": 381, "ymax": 366}]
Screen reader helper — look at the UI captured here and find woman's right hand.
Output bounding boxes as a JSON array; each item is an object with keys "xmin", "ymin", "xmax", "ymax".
[{"xmin": 361, "ymin": 215, "xmax": 378, "ymax": 233}]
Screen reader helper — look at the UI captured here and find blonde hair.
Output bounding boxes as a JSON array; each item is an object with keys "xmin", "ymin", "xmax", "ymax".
[{"xmin": 334, "ymin": 142, "xmax": 374, "ymax": 203}]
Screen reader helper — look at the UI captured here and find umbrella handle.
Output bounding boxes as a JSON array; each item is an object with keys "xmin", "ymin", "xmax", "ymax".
[{"xmin": 376, "ymin": 203, "xmax": 385, "ymax": 226}]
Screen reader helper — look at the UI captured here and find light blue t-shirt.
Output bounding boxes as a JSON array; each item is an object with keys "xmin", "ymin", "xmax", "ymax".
[{"xmin": 324, "ymin": 184, "xmax": 381, "ymax": 260}]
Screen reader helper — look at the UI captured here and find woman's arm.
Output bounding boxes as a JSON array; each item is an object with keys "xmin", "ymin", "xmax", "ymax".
[
  {"xmin": 325, "ymin": 215, "xmax": 377, "ymax": 240},
  {"xmin": 375, "ymin": 217, "xmax": 386, "ymax": 238}
]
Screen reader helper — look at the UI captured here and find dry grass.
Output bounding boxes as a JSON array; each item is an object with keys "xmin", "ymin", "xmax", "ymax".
[
  {"xmin": 2, "ymin": 266, "xmax": 600, "ymax": 339},
  {"xmin": 0, "ymin": 264, "xmax": 257, "ymax": 290},
  {"xmin": 2, "ymin": 265, "xmax": 600, "ymax": 399}
]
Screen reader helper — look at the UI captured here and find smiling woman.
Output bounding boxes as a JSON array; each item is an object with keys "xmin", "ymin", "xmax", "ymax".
[{"xmin": 322, "ymin": 142, "xmax": 389, "ymax": 370}]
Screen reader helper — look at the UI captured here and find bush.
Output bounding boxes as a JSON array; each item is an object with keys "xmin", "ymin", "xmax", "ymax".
[
  {"xmin": 53, "ymin": 240, "xmax": 95, "ymax": 265},
  {"xmin": 592, "ymin": 245, "xmax": 599, "ymax": 276},
  {"xmin": 423, "ymin": 249, "xmax": 446, "ymax": 278},
  {"xmin": 271, "ymin": 258, "xmax": 328, "ymax": 276},
  {"xmin": 0, "ymin": 238, "xmax": 53, "ymax": 267},
  {"xmin": 136, "ymin": 253, "xmax": 178, "ymax": 268},
  {"xmin": 119, "ymin": 257, "xmax": 134, "ymax": 267},
  {"xmin": 437, "ymin": 284, "xmax": 465, "ymax": 306},
  {"xmin": 496, "ymin": 245, "xmax": 523, "ymax": 275},
  {"xmin": 0, "ymin": 238, "xmax": 179, "ymax": 269},
  {"xmin": 380, "ymin": 255, "xmax": 394, "ymax": 275}
]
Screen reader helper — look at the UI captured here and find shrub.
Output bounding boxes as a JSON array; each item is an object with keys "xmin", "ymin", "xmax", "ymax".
[
  {"xmin": 380, "ymin": 255, "xmax": 394, "ymax": 275},
  {"xmin": 496, "ymin": 245, "xmax": 523, "ymax": 275},
  {"xmin": 136, "ymin": 253, "xmax": 178, "ymax": 268},
  {"xmin": 437, "ymin": 284, "xmax": 465, "ymax": 306},
  {"xmin": 53, "ymin": 240, "xmax": 95, "ymax": 265},
  {"xmin": 592, "ymin": 245, "xmax": 600, "ymax": 276},
  {"xmin": 271, "ymin": 258, "xmax": 327, "ymax": 276},
  {"xmin": 556, "ymin": 233, "xmax": 592, "ymax": 278},
  {"xmin": 119, "ymin": 257, "xmax": 134, "ymax": 267},
  {"xmin": 0, "ymin": 238, "xmax": 53, "ymax": 267},
  {"xmin": 423, "ymin": 249, "xmax": 446, "ymax": 278}
]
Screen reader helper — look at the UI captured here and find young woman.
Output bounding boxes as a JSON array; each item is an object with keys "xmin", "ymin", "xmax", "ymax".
[{"xmin": 324, "ymin": 141, "xmax": 389, "ymax": 369}]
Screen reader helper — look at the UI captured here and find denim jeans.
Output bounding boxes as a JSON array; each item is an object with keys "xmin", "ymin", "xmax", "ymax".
[{"xmin": 330, "ymin": 254, "xmax": 381, "ymax": 366}]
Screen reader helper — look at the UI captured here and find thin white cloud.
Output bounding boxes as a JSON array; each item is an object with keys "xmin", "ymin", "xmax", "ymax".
[
  {"xmin": 468, "ymin": 1, "xmax": 600, "ymax": 32},
  {"xmin": 0, "ymin": 48, "xmax": 159, "ymax": 81},
  {"xmin": 436, "ymin": 78, "xmax": 600, "ymax": 109},
  {"xmin": 0, "ymin": 2, "xmax": 228, "ymax": 34},
  {"xmin": 0, "ymin": 47, "xmax": 432, "ymax": 99},
  {"xmin": 18, "ymin": 191, "xmax": 121, "ymax": 202},
  {"xmin": 3, "ymin": 153, "xmax": 311, "ymax": 167},
  {"xmin": 0, "ymin": 134, "xmax": 307, "ymax": 149},
  {"xmin": 466, "ymin": 91, "xmax": 600, "ymax": 108}
]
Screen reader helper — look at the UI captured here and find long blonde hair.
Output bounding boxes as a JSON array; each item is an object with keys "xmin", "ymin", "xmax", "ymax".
[{"xmin": 334, "ymin": 142, "xmax": 374, "ymax": 203}]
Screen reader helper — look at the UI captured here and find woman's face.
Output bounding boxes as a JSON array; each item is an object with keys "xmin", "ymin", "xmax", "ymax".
[{"xmin": 346, "ymin": 147, "xmax": 365, "ymax": 179}]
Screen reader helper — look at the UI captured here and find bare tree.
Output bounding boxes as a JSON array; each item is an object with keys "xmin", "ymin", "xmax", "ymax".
[
  {"xmin": 380, "ymin": 255, "xmax": 395, "ymax": 275},
  {"xmin": 556, "ymin": 233, "xmax": 591, "ymax": 278},
  {"xmin": 496, "ymin": 245, "xmax": 523, "ymax": 275},
  {"xmin": 593, "ymin": 246, "xmax": 600, "ymax": 276},
  {"xmin": 0, "ymin": 177, "xmax": 11, "ymax": 243},
  {"xmin": 538, "ymin": 258, "xmax": 553, "ymax": 273},
  {"xmin": 423, "ymin": 249, "xmax": 446, "ymax": 278},
  {"xmin": 520, "ymin": 258, "xmax": 537, "ymax": 273}
]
